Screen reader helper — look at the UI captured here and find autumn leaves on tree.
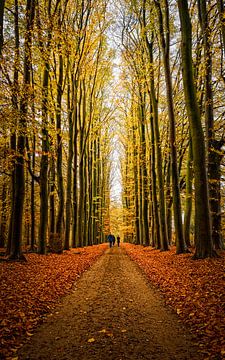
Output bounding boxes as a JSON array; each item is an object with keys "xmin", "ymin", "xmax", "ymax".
[{"xmin": 0, "ymin": 0, "xmax": 224, "ymax": 259}]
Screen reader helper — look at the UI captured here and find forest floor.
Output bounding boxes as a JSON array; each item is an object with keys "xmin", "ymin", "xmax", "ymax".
[
  {"xmin": 10, "ymin": 246, "xmax": 200, "ymax": 360},
  {"xmin": 1, "ymin": 244, "xmax": 224, "ymax": 360}
]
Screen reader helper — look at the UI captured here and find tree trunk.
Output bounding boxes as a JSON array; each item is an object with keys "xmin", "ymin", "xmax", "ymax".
[
  {"xmin": 0, "ymin": 180, "xmax": 7, "ymax": 248},
  {"xmin": 139, "ymin": 96, "xmax": 150, "ymax": 246},
  {"xmin": 147, "ymin": 41, "xmax": 168, "ymax": 251},
  {"xmin": 64, "ymin": 79, "xmax": 73, "ymax": 250},
  {"xmin": 198, "ymin": 0, "xmax": 223, "ymax": 249},
  {"xmin": 132, "ymin": 125, "xmax": 140, "ymax": 245},
  {"xmin": 177, "ymin": 0, "xmax": 215, "ymax": 258},
  {"xmin": 56, "ymin": 51, "xmax": 64, "ymax": 240},
  {"xmin": 154, "ymin": 0, "xmax": 186, "ymax": 254},
  {"xmin": 0, "ymin": 0, "xmax": 5, "ymax": 56},
  {"xmin": 184, "ymin": 137, "xmax": 193, "ymax": 247},
  {"xmin": 217, "ymin": 0, "xmax": 225, "ymax": 54},
  {"xmin": 149, "ymin": 110, "xmax": 160, "ymax": 249},
  {"xmin": 38, "ymin": 62, "xmax": 50, "ymax": 254},
  {"xmin": 30, "ymin": 134, "xmax": 36, "ymax": 250},
  {"xmin": 49, "ymin": 152, "xmax": 55, "ymax": 235}
]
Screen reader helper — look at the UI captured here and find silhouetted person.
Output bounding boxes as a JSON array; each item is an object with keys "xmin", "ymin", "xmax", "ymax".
[
  {"xmin": 117, "ymin": 236, "xmax": 120, "ymax": 247},
  {"xmin": 107, "ymin": 234, "xmax": 114, "ymax": 248},
  {"xmin": 112, "ymin": 235, "xmax": 116, "ymax": 246}
]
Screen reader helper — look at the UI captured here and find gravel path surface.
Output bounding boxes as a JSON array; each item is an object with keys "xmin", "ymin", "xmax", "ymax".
[{"xmin": 18, "ymin": 246, "xmax": 201, "ymax": 360}]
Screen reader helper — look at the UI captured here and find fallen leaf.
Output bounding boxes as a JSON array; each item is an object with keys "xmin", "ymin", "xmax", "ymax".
[
  {"xmin": 87, "ymin": 338, "xmax": 95, "ymax": 343},
  {"xmin": 98, "ymin": 329, "xmax": 107, "ymax": 333}
]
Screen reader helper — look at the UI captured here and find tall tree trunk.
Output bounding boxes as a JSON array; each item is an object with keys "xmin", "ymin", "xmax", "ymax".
[
  {"xmin": 0, "ymin": 180, "xmax": 7, "ymax": 247},
  {"xmin": 198, "ymin": 0, "xmax": 223, "ymax": 249},
  {"xmin": 149, "ymin": 110, "xmax": 160, "ymax": 249},
  {"xmin": 165, "ymin": 154, "xmax": 172, "ymax": 245},
  {"xmin": 38, "ymin": 61, "xmax": 50, "ymax": 254},
  {"xmin": 139, "ymin": 96, "xmax": 150, "ymax": 246},
  {"xmin": 30, "ymin": 134, "xmax": 36, "ymax": 250},
  {"xmin": 154, "ymin": 0, "xmax": 186, "ymax": 254},
  {"xmin": 146, "ymin": 39, "xmax": 168, "ymax": 251},
  {"xmin": 132, "ymin": 125, "xmax": 140, "ymax": 245},
  {"xmin": 64, "ymin": 78, "xmax": 73, "ymax": 250},
  {"xmin": 0, "ymin": 0, "xmax": 5, "ymax": 56},
  {"xmin": 177, "ymin": 0, "xmax": 216, "ymax": 258},
  {"xmin": 184, "ymin": 137, "xmax": 193, "ymax": 247},
  {"xmin": 72, "ymin": 87, "xmax": 78, "ymax": 248},
  {"xmin": 7, "ymin": 0, "xmax": 20, "ymax": 256},
  {"xmin": 56, "ymin": 51, "xmax": 64, "ymax": 239},
  {"xmin": 49, "ymin": 151, "xmax": 55, "ymax": 235},
  {"xmin": 9, "ymin": 0, "xmax": 35, "ymax": 260},
  {"xmin": 217, "ymin": 0, "xmax": 225, "ymax": 54}
]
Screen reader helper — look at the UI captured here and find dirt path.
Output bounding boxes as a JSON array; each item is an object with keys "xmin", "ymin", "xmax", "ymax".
[{"xmin": 18, "ymin": 246, "xmax": 201, "ymax": 360}]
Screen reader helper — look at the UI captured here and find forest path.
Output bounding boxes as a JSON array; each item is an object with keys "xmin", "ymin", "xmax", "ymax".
[{"xmin": 18, "ymin": 246, "xmax": 201, "ymax": 360}]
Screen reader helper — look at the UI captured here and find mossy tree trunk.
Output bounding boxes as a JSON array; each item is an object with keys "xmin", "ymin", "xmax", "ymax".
[
  {"xmin": 198, "ymin": 0, "xmax": 223, "ymax": 250},
  {"xmin": 177, "ymin": 0, "xmax": 215, "ymax": 258}
]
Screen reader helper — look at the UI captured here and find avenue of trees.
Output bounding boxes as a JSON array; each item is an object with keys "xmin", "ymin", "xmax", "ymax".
[
  {"xmin": 118, "ymin": 0, "xmax": 225, "ymax": 258},
  {"xmin": 0, "ymin": 0, "xmax": 114, "ymax": 258},
  {"xmin": 0, "ymin": 0, "xmax": 224, "ymax": 260}
]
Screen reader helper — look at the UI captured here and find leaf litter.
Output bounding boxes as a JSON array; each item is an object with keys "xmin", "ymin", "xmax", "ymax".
[
  {"xmin": 124, "ymin": 243, "xmax": 225, "ymax": 359},
  {"xmin": 0, "ymin": 244, "xmax": 107, "ymax": 359}
]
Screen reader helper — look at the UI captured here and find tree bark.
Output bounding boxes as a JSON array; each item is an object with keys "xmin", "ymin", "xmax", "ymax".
[
  {"xmin": 184, "ymin": 137, "xmax": 193, "ymax": 247},
  {"xmin": 154, "ymin": 0, "xmax": 186, "ymax": 254},
  {"xmin": 0, "ymin": 0, "xmax": 5, "ymax": 56},
  {"xmin": 177, "ymin": 0, "xmax": 215, "ymax": 258},
  {"xmin": 64, "ymin": 78, "xmax": 74, "ymax": 250}
]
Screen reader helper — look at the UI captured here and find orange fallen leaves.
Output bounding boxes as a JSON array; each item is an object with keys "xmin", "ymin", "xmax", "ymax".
[
  {"xmin": 124, "ymin": 243, "xmax": 225, "ymax": 359},
  {"xmin": 0, "ymin": 244, "xmax": 107, "ymax": 359}
]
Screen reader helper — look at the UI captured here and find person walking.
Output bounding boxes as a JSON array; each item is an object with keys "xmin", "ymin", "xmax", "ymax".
[
  {"xmin": 117, "ymin": 235, "xmax": 120, "ymax": 247},
  {"xmin": 107, "ymin": 233, "xmax": 114, "ymax": 248}
]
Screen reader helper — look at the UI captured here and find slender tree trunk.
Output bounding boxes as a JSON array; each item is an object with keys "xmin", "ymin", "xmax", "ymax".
[
  {"xmin": 9, "ymin": 0, "xmax": 35, "ymax": 260},
  {"xmin": 132, "ymin": 125, "xmax": 140, "ymax": 245},
  {"xmin": 38, "ymin": 62, "xmax": 50, "ymax": 254},
  {"xmin": 49, "ymin": 151, "xmax": 55, "ymax": 235},
  {"xmin": 217, "ymin": 0, "xmax": 225, "ymax": 54},
  {"xmin": 0, "ymin": 0, "xmax": 5, "ymax": 56},
  {"xmin": 198, "ymin": 0, "xmax": 223, "ymax": 249},
  {"xmin": 177, "ymin": 0, "xmax": 215, "ymax": 258},
  {"xmin": 149, "ymin": 111, "xmax": 160, "ymax": 249},
  {"xmin": 184, "ymin": 137, "xmax": 193, "ymax": 247},
  {"xmin": 0, "ymin": 180, "xmax": 7, "ymax": 247},
  {"xmin": 30, "ymin": 134, "xmax": 36, "ymax": 250},
  {"xmin": 139, "ymin": 98, "xmax": 149, "ymax": 246},
  {"xmin": 165, "ymin": 155, "xmax": 172, "ymax": 245},
  {"xmin": 154, "ymin": 0, "xmax": 186, "ymax": 254},
  {"xmin": 148, "ymin": 46, "xmax": 168, "ymax": 251},
  {"xmin": 72, "ymin": 89, "xmax": 78, "ymax": 248},
  {"xmin": 56, "ymin": 51, "xmax": 64, "ymax": 239},
  {"xmin": 64, "ymin": 79, "xmax": 73, "ymax": 250}
]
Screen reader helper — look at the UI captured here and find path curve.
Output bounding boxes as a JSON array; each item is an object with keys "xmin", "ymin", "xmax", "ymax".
[{"xmin": 18, "ymin": 246, "xmax": 201, "ymax": 360}]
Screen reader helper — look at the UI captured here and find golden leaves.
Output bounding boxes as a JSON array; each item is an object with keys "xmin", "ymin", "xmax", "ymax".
[
  {"xmin": 124, "ymin": 243, "xmax": 225, "ymax": 359},
  {"xmin": 0, "ymin": 244, "xmax": 107, "ymax": 359}
]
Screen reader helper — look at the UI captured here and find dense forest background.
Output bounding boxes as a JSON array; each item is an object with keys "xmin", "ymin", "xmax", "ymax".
[{"xmin": 0, "ymin": 0, "xmax": 224, "ymax": 260}]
